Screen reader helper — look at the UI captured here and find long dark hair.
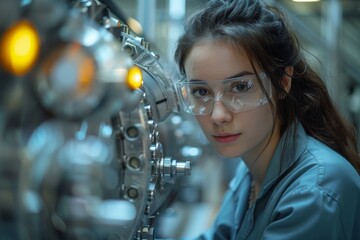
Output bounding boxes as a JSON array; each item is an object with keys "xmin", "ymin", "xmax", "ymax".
[{"xmin": 174, "ymin": 0, "xmax": 360, "ymax": 173}]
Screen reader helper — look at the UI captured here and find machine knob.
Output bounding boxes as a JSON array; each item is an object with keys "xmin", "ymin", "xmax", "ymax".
[{"xmin": 161, "ymin": 157, "xmax": 191, "ymax": 180}]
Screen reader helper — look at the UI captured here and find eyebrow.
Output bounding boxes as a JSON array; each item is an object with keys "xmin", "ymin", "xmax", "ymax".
[{"xmin": 188, "ymin": 70, "xmax": 254, "ymax": 82}]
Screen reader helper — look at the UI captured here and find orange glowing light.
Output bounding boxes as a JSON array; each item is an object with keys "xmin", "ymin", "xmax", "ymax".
[
  {"xmin": 39, "ymin": 43, "xmax": 96, "ymax": 94},
  {"xmin": 68, "ymin": 43, "xmax": 96, "ymax": 93}
]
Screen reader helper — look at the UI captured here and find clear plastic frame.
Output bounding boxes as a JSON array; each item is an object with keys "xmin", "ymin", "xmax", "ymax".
[{"xmin": 176, "ymin": 72, "xmax": 272, "ymax": 115}]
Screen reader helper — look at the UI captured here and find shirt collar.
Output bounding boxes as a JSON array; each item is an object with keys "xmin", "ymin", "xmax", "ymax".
[{"xmin": 262, "ymin": 120, "xmax": 308, "ymax": 191}]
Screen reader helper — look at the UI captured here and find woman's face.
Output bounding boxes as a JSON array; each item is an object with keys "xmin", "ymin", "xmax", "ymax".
[{"xmin": 184, "ymin": 40, "xmax": 279, "ymax": 161}]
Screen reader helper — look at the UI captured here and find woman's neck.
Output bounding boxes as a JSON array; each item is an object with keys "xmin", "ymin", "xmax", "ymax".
[{"xmin": 243, "ymin": 122, "xmax": 281, "ymax": 196}]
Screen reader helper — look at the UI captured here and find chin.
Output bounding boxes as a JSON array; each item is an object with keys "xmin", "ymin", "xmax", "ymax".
[{"xmin": 214, "ymin": 147, "xmax": 243, "ymax": 159}]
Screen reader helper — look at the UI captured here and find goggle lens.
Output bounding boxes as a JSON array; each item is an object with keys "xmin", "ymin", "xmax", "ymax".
[{"xmin": 176, "ymin": 72, "xmax": 271, "ymax": 115}]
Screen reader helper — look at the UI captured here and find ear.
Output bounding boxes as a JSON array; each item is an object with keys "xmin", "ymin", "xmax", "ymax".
[{"xmin": 282, "ymin": 66, "xmax": 293, "ymax": 94}]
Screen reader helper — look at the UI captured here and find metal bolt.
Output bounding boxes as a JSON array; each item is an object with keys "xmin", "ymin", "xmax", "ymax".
[
  {"xmin": 127, "ymin": 187, "xmax": 139, "ymax": 200},
  {"xmin": 123, "ymin": 43, "xmax": 137, "ymax": 56},
  {"xmin": 126, "ymin": 126, "xmax": 139, "ymax": 139},
  {"xmin": 128, "ymin": 157, "xmax": 141, "ymax": 170}
]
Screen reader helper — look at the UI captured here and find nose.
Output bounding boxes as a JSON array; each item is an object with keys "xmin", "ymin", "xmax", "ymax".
[{"xmin": 210, "ymin": 100, "xmax": 232, "ymax": 125}]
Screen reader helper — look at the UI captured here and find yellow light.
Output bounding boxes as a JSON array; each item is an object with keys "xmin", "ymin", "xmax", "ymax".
[
  {"xmin": 126, "ymin": 65, "xmax": 143, "ymax": 90},
  {"xmin": 0, "ymin": 20, "xmax": 40, "ymax": 76}
]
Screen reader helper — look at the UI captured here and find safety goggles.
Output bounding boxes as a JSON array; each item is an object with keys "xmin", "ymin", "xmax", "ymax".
[{"xmin": 176, "ymin": 72, "xmax": 272, "ymax": 115}]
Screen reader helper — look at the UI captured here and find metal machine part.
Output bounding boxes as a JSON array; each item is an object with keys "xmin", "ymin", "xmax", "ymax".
[
  {"xmin": 0, "ymin": 0, "xmax": 191, "ymax": 239},
  {"xmin": 33, "ymin": 8, "xmax": 138, "ymax": 119},
  {"xmin": 113, "ymin": 33, "xmax": 189, "ymax": 234},
  {"xmin": 120, "ymin": 31, "xmax": 181, "ymax": 123}
]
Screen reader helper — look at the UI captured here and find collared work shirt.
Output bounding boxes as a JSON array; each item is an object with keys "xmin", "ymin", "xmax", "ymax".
[{"xmin": 197, "ymin": 121, "xmax": 360, "ymax": 240}]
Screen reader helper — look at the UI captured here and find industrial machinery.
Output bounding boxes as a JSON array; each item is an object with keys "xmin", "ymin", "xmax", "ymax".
[{"xmin": 0, "ymin": 0, "xmax": 191, "ymax": 239}]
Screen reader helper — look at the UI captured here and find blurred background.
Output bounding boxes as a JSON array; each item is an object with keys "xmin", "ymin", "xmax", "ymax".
[
  {"xmin": 114, "ymin": 0, "xmax": 360, "ymax": 238},
  {"xmin": 0, "ymin": 0, "xmax": 358, "ymax": 239}
]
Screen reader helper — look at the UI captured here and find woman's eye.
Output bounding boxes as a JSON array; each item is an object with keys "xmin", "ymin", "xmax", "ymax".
[
  {"xmin": 231, "ymin": 81, "xmax": 253, "ymax": 93},
  {"xmin": 191, "ymin": 87, "xmax": 210, "ymax": 97}
]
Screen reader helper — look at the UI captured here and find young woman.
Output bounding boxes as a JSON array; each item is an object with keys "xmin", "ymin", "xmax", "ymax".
[{"xmin": 174, "ymin": 0, "xmax": 360, "ymax": 239}]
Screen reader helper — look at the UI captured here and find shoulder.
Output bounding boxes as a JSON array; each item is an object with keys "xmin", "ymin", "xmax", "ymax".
[
  {"xmin": 300, "ymin": 136, "xmax": 360, "ymax": 192},
  {"xmin": 283, "ymin": 135, "xmax": 360, "ymax": 218},
  {"xmin": 271, "ymin": 137, "xmax": 360, "ymax": 237}
]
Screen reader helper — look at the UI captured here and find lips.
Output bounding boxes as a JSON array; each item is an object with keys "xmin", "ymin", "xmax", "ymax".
[{"xmin": 213, "ymin": 133, "xmax": 241, "ymax": 144}]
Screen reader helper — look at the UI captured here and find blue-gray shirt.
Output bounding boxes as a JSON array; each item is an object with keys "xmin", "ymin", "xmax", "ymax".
[{"xmin": 197, "ymin": 121, "xmax": 360, "ymax": 240}]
